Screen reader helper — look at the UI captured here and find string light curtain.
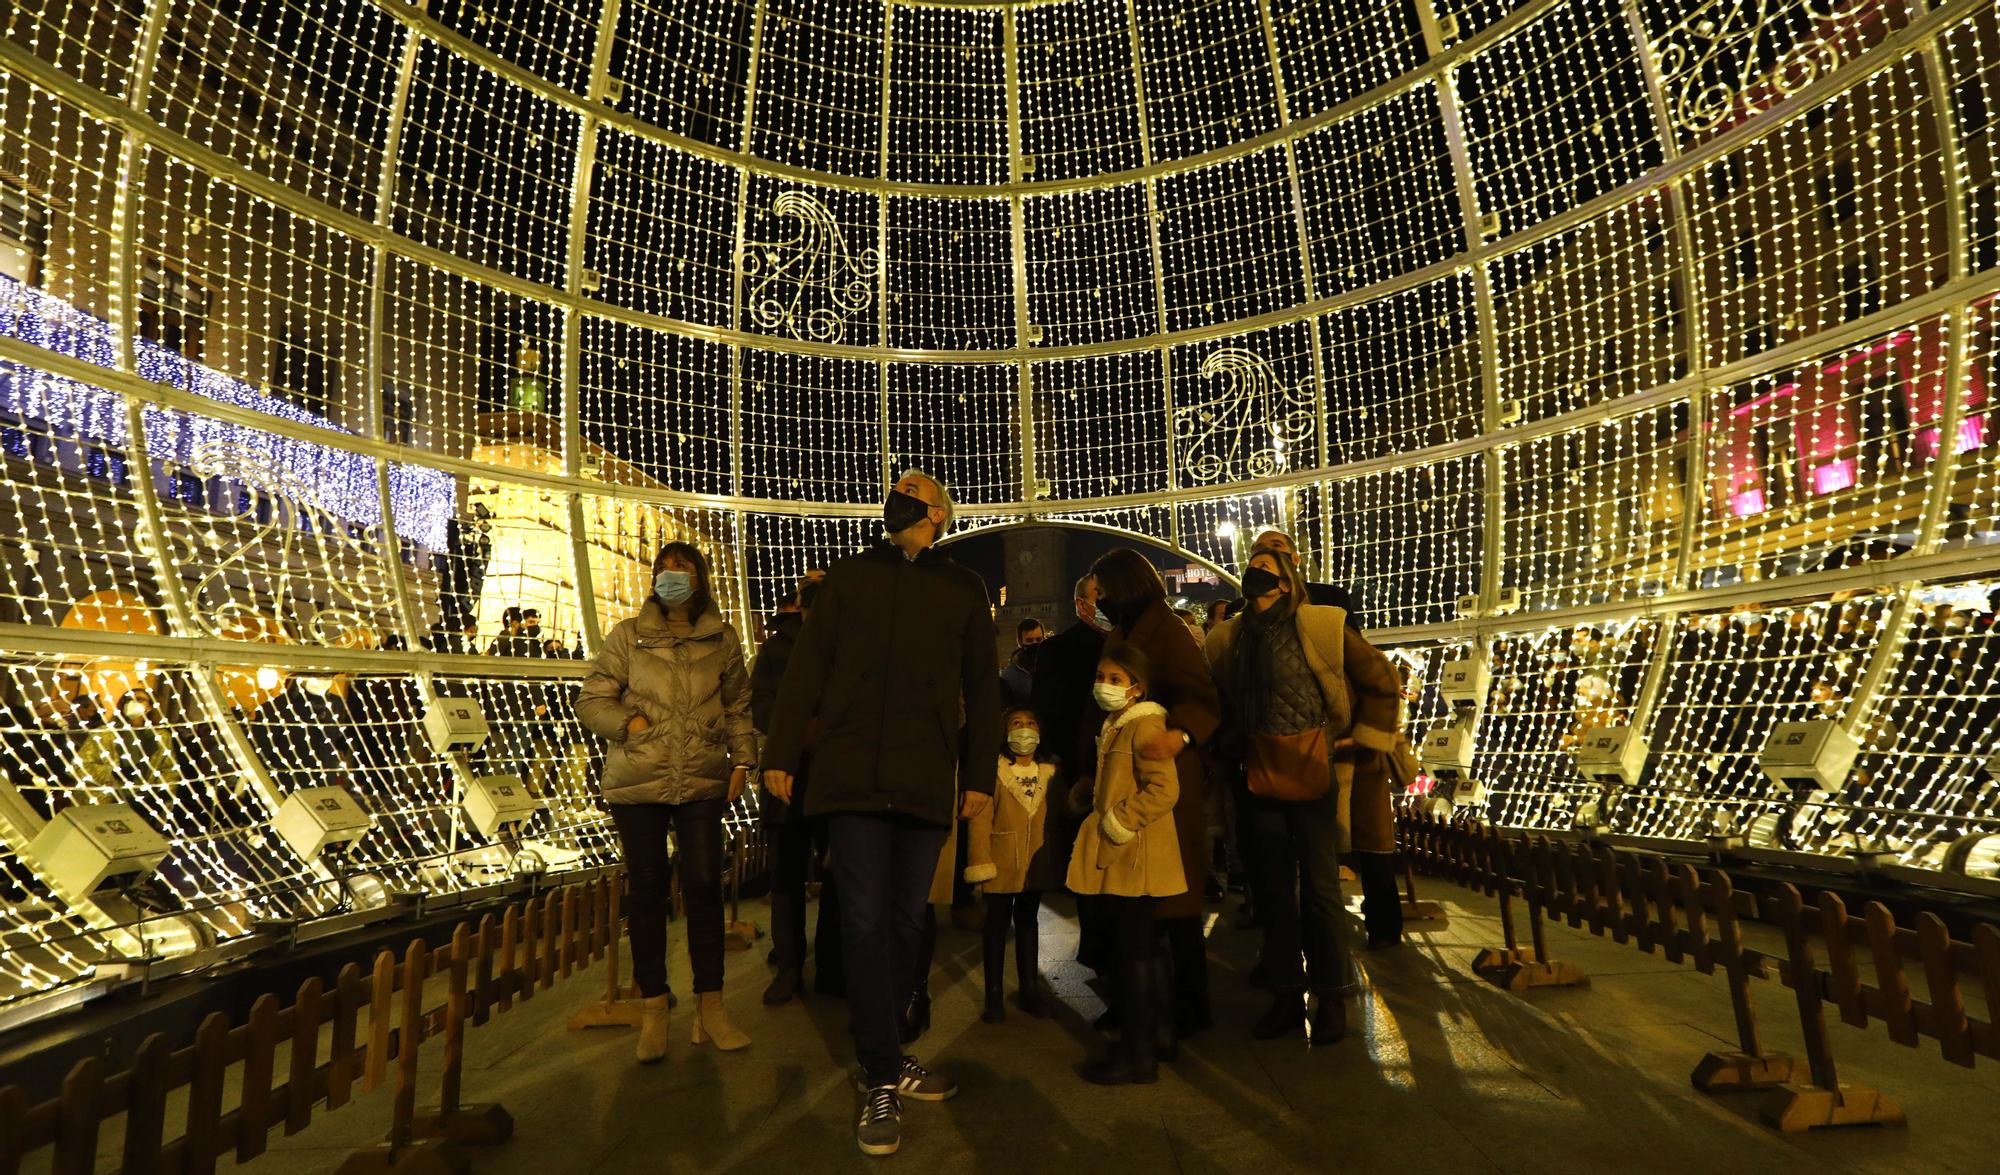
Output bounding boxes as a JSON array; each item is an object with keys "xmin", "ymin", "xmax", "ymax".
[{"xmin": 0, "ymin": 0, "xmax": 1996, "ymax": 1013}]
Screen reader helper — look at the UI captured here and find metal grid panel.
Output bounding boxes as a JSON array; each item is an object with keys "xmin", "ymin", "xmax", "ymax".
[
  {"xmin": 750, "ymin": 0, "xmax": 885, "ymax": 179},
  {"xmin": 1630, "ymin": 596, "xmax": 1890, "ymax": 841},
  {"xmin": 1500, "ymin": 403, "xmax": 1686, "ymax": 611},
  {"xmin": 1015, "ymin": 0, "xmax": 1147, "ymax": 183},
  {"xmin": 1322, "ymin": 456, "xmax": 1485, "ymax": 629},
  {"xmin": 739, "ymin": 512, "xmax": 876, "ymax": 616},
  {"xmin": 3, "ymin": 0, "xmax": 142, "ymax": 98},
  {"xmin": 429, "ymin": 0, "xmax": 602, "ymax": 94},
  {"xmin": 379, "ymin": 255, "xmax": 563, "ymax": 458},
  {"xmin": 1456, "ymin": 0, "xmax": 1663, "ymax": 237},
  {"xmin": 581, "ymin": 494, "xmax": 747, "ymax": 634},
  {"xmin": 1174, "ymin": 490, "xmax": 1289, "ymax": 580},
  {"xmin": 1477, "ymin": 619, "xmax": 1658, "ymax": 829},
  {"xmin": 577, "ymin": 318, "xmax": 733, "ymax": 496},
  {"xmin": 1685, "ymin": 57, "xmax": 1950, "ymax": 372},
  {"xmin": 0, "ymin": 76, "xmax": 124, "ymax": 316},
  {"xmin": 1134, "ymin": 0, "xmax": 1281, "ymax": 164},
  {"xmin": 886, "ymin": 361, "xmax": 1021, "ymax": 506},
  {"xmin": 585, "ymin": 127, "xmax": 739, "ymax": 328},
  {"xmin": 1022, "ymin": 185, "xmax": 1159, "ymax": 347},
  {"xmin": 739, "ymin": 349, "xmax": 881, "ymax": 504},
  {"xmin": 146, "ymin": 0, "xmax": 405, "ymax": 221},
  {"xmin": 1270, "ymin": 0, "xmax": 1427, "ymax": 122},
  {"xmin": 1155, "ymin": 147, "xmax": 1305, "ymax": 331},
  {"xmin": 393, "ymin": 41, "xmax": 581, "ymax": 288},
  {"xmin": 886, "ymin": 196, "xmax": 1015, "ymax": 351},
  {"xmin": 1294, "ymin": 82, "xmax": 1461, "ymax": 299},
  {"xmin": 1319, "ymin": 272, "xmax": 1483, "ymax": 462},
  {"xmin": 886, "ymin": 6, "xmax": 1008, "ymax": 187},
  {"xmin": 611, "ymin": 0, "xmax": 757, "ymax": 151},
  {"xmin": 1032, "ymin": 349, "xmax": 1169, "ymax": 500},
  {"xmin": 1492, "ymin": 196, "xmax": 1684, "ymax": 423}
]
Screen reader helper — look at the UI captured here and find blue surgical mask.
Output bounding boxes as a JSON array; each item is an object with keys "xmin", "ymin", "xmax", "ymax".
[{"xmin": 654, "ymin": 569, "xmax": 694, "ymax": 606}]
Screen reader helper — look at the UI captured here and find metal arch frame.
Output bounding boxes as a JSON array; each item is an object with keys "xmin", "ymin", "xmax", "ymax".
[
  {"xmin": 934, "ymin": 516, "xmax": 1241, "ymax": 591},
  {"xmin": 0, "ymin": 0, "xmax": 1994, "ymax": 834}
]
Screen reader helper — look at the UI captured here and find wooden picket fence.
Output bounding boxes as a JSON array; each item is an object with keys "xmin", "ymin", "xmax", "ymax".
[
  {"xmin": 1398, "ymin": 810, "xmax": 2000, "ymax": 1131},
  {"xmin": 0, "ymin": 872, "xmax": 628, "ymax": 1175}
]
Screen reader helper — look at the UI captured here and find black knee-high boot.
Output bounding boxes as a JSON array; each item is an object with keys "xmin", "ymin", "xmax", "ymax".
[
  {"xmin": 982, "ymin": 894, "xmax": 1010, "ymax": 1023},
  {"xmin": 1013, "ymin": 893, "xmax": 1051, "ymax": 1017}
]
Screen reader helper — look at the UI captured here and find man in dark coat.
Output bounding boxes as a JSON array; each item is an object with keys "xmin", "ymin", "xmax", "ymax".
[
  {"xmin": 762, "ymin": 469, "xmax": 1001, "ymax": 1155},
  {"xmin": 752, "ymin": 585, "xmax": 824, "ymax": 1005}
]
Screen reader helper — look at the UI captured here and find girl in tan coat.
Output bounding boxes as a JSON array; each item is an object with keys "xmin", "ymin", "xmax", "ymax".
[
  {"xmin": 1068, "ymin": 643, "xmax": 1182, "ymax": 1085},
  {"xmin": 966, "ymin": 707, "xmax": 1060, "ymax": 1022}
]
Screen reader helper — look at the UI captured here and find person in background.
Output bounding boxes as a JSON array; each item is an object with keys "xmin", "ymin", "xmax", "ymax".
[
  {"xmin": 1067, "ymin": 643, "xmax": 1182, "ymax": 1085},
  {"xmin": 1282, "ymin": 575, "xmax": 1405, "ymax": 950},
  {"xmin": 576, "ymin": 541, "xmax": 757, "ymax": 1064},
  {"xmin": 1207, "ymin": 548, "xmax": 1404, "ymax": 1042},
  {"xmin": 1204, "ymin": 600, "xmax": 1232, "ymax": 631},
  {"xmin": 1253, "ymin": 529, "xmax": 1346, "ymax": 609},
  {"xmin": 1032, "ymin": 572, "xmax": 1113, "ymax": 975},
  {"xmin": 1174, "ymin": 607, "xmax": 1206, "ymax": 646},
  {"xmin": 999, "ymin": 618, "xmax": 1045, "ymax": 707},
  {"xmin": 966, "ymin": 706, "xmax": 1059, "ymax": 1023},
  {"xmin": 1088, "ymin": 548, "xmax": 1221, "ymax": 1041},
  {"xmin": 488, "ymin": 606, "xmax": 526, "ymax": 657},
  {"xmin": 752, "ymin": 585, "xmax": 822, "ymax": 1005},
  {"xmin": 762, "ymin": 470, "xmax": 1001, "ymax": 1158}
]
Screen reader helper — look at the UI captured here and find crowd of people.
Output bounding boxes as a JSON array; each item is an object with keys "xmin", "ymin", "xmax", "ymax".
[{"xmin": 575, "ymin": 468, "xmax": 1418, "ymax": 1157}]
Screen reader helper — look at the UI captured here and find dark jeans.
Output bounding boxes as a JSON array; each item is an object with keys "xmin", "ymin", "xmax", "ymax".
[
  {"xmin": 1354, "ymin": 850, "xmax": 1404, "ymax": 945},
  {"xmin": 768, "ymin": 816, "xmax": 828, "ymax": 970},
  {"xmin": 827, "ymin": 813, "xmax": 950, "ymax": 1087},
  {"xmin": 982, "ymin": 891, "xmax": 1042, "ymax": 989},
  {"xmin": 611, "ymin": 799, "xmax": 727, "ymax": 997},
  {"xmin": 1243, "ymin": 788, "xmax": 1348, "ymax": 994}
]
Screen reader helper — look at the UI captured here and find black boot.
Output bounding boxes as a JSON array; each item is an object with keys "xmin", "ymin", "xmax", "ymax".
[
  {"xmin": 1152, "ymin": 951, "xmax": 1179, "ymax": 1062},
  {"xmin": 1080, "ymin": 952, "xmax": 1158, "ymax": 1085},
  {"xmin": 1308, "ymin": 989, "xmax": 1347, "ymax": 1046},
  {"xmin": 762, "ymin": 964, "xmax": 802, "ymax": 1006},
  {"xmin": 982, "ymin": 902, "xmax": 1008, "ymax": 1023},
  {"xmin": 1014, "ymin": 913, "xmax": 1052, "ymax": 1019},
  {"xmin": 1253, "ymin": 990, "xmax": 1307, "ymax": 1040}
]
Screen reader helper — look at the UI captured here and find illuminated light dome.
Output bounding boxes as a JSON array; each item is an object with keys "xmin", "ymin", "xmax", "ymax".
[{"xmin": 0, "ymin": 0, "xmax": 1996, "ymax": 1009}]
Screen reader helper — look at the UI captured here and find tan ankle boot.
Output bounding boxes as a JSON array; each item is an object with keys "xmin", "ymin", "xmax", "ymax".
[
  {"xmin": 636, "ymin": 995, "xmax": 671, "ymax": 1064},
  {"xmin": 690, "ymin": 990, "xmax": 750, "ymax": 1051}
]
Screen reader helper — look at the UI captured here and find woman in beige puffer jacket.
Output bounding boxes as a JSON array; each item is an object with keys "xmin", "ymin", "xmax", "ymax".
[{"xmin": 576, "ymin": 541, "xmax": 756, "ymax": 1061}]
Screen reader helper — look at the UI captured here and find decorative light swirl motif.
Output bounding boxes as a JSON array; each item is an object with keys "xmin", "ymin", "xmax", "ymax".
[
  {"xmin": 1651, "ymin": 0, "xmax": 1867, "ymax": 135},
  {"xmin": 1174, "ymin": 348, "xmax": 1318, "ymax": 486},
  {"xmin": 163, "ymin": 438, "xmax": 399, "ymax": 647},
  {"xmin": 741, "ymin": 191, "xmax": 882, "ymax": 344}
]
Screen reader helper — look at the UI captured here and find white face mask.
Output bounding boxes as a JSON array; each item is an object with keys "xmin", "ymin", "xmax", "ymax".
[
  {"xmin": 1006, "ymin": 728, "xmax": 1041, "ymax": 755},
  {"xmin": 1093, "ymin": 682, "xmax": 1135, "ymax": 712}
]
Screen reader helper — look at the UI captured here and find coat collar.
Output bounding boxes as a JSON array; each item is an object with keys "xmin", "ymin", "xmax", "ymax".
[
  {"xmin": 633, "ymin": 599, "xmax": 727, "ymax": 642},
  {"xmin": 863, "ymin": 539, "xmax": 950, "ymax": 567},
  {"xmin": 1118, "ymin": 597, "xmax": 1172, "ymax": 645},
  {"xmin": 1107, "ymin": 700, "xmax": 1167, "ymax": 731}
]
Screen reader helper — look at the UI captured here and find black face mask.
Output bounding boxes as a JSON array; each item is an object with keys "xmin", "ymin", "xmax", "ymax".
[
  {"xmin": 1241, "ymin": 566, "xmax": 1282, "ymax": 599},
  {"xmin": 1014, "ymin": 643, "xmax": 1041, "ymax": 671},
  {"xmin": 523, "ymin": 624, "xmax": 541, "ymax": 638},
  {"xmin": 883, "ymin": 489, "xmax": 932, "ymax": 534}
]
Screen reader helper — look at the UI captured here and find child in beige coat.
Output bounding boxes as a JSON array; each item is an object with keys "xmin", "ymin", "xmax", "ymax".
[
  {"xmin": 1068, "ymin": 643, "xmax": 1182, "ymax": 1085},
  {"xmin": 966, "ymin": 707, "xmax": 1061, "ymax": 1022}
]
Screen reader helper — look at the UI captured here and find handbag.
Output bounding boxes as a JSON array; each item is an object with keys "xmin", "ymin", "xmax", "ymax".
[{"xmin": 1245, "ymin": 725, "xmax": 1333, "ymax": 802}]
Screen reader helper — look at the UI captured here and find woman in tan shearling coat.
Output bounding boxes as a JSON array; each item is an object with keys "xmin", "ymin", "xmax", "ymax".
[{"xmin": 1069, "ymin": 643, "xmax": 1182, "ymax": 1086}]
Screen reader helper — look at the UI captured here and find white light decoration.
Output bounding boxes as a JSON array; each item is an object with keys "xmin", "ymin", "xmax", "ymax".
[{"xmin": 0, "ymin": 0, "xmax": 1995, "ymax": 1017}]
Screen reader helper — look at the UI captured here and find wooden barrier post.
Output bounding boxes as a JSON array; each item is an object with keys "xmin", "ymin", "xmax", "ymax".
[
  {"xmin": 184, "ymin": 1014, "xmax": 228, "ymax": 1175},
  {"xmin": 340, "ymin": 939, "xmax": 469, "ymax": 1174},
  {"xmin": 414, "ymin": 923, "xmax": 515, "ymax": 1147},
  {"xmin": 1471, "ymin": 830, "xmax": 1586, "ymax": 994},
  {"xmin": 571, "ymin": 870, "xmax": 645, "ymax": 1029},
  {"xmin": 52, "ymin": 1056, "xmax": 103, "ymax": 1175},
  {"xmin": 122, "ymin": 1034, "xmax": 171, "ymax": 1175},
  {"xmin": 1760, "ymin": 885, "xmax": 1903, "ymax": 1131},
  {"xmin": 289, "ymin": 978, "xmax": 324, "ymax": 1137},
  {"xmin": 1691, "ymin": 871, "xmax": 1798, "ymax": 1092},
  {"xmin": 237, "ymin": 994, "xmax": 281, "ymax": 1163}
]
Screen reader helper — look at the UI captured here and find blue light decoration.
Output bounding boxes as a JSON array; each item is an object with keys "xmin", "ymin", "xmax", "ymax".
[{"xmin": 0, "ymin": 277, "xmax": 454, "ymax": 550}]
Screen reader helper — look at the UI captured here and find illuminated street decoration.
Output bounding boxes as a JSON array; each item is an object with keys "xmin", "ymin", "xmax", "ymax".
[{"xmin": 0, "ymin": 0, "xmax": 1995, "ymax": 1011}]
